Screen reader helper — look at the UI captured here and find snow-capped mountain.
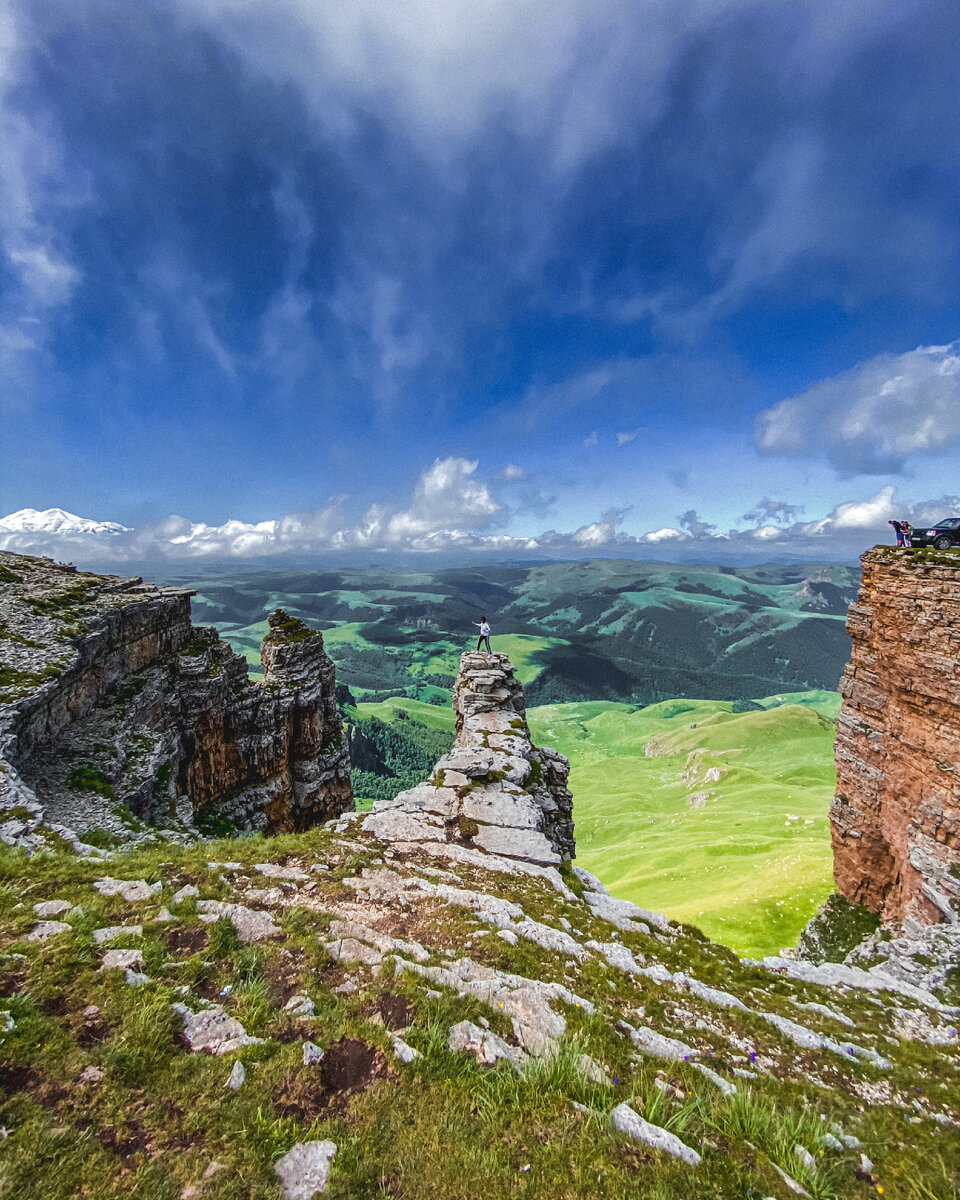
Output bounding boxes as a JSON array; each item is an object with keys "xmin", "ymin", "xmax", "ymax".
[{"xmin": 0, "ymin": 508, "xmax": 130, "ymax": 539}]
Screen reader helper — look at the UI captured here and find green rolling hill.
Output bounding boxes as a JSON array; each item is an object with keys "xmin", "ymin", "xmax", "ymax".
[
  {"xmin": 348, "ymin": 691, "xmax": 838, "ymax": 958},
  {"xmin": 166, "ymin": 559, "xmax": 850, "ymax": 956},
  {"xmin": 167, "ymin": 557, "xmax": 857, "ymax": 705}
]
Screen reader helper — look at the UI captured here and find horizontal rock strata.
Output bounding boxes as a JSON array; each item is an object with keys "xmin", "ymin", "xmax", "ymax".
[
  {"xmin": 0, "ymin": 553, "xmax": 352, "ymax": 848},
  {"xmin": 831, "ymin": 548, "xmax": 960, "ymax": 925},
  {"xmin": 363, "ymin": 651, "xmax": 573, "ymax": 867}
]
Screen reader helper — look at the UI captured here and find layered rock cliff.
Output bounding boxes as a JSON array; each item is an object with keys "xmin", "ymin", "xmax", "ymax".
[
  {"xmin": 831, "ymin": 547, "xmax": 960, "ymax": 926},
  {"xmin": 363, "ymin": 651, "xmax": 574, "ymax": 866},
  {"xmin": 0, "ymin": 552, "xmax": 352, "ymax": 850}
]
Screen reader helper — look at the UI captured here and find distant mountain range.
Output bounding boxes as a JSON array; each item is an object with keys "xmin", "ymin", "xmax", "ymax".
[
  {"xmin": 162, "ymin": 558, "xmax": 860, "ymax": 705},
  {"xmin": 0, "ymin": 507, "xmax": 129, "ymax": 540}
]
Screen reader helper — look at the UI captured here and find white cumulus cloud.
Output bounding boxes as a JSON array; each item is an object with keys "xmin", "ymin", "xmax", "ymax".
[{"xmin": 756, "ymin": 340, "xmax": 960, "ymax": 473}]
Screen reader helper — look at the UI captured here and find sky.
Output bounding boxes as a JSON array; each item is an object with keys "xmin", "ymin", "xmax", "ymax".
[{"xmin": 3, "ymin": 0, "xmax": 960, "ymax": 564}]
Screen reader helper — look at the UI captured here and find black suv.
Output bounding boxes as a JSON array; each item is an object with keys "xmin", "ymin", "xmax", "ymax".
[{"xmin": 909, "ymin": 517, "xmax": 960, "ymax": 549}]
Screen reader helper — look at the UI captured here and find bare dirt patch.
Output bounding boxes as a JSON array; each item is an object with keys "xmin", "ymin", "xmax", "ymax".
[
  {"xmin": 163, "ymin": 926, "xmax": 209, "ymax": 956},
  {"xmin": 274, "ymin": 1037, "xmax": 392, "ymax": 1119},
  {"xmin": 97, "ymin": 1117, "xmax": 154, "ymax": 1162},
  {"xmin": 0, "ymin": 962, "xmax": 29, "ymax": 995},
  {"xmin": 262, "ymin": 949, "xmax": 305, "ymax": 1006},
  {"xmin": 0, "ymin": 1062, "xmax": 68, "ymax": 1106},
  {"xmin": 41, "ymin": 990, "xmax": 70, "ymax": 1018},
  {"xmin": 366, "ymin": 992, "xmax": 414, "ymax": 1032}
]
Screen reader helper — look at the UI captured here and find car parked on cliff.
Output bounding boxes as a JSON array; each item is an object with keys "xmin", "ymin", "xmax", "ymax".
[{"xmin": 908, "ymin": 517, "xmax": 960, "ymax": 549}]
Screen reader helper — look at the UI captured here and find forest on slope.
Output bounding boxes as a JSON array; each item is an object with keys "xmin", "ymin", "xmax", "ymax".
[{"xmin": 170, "ymin": 557, "xmax": 858, "ymax": 707}]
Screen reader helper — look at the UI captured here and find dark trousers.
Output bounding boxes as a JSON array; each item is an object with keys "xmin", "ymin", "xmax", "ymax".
[{"xmin": 477, "ymin": 635, "xmax": 491, "ymax": 652}]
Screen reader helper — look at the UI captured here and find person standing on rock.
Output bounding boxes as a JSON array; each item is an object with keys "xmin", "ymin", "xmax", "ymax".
[
  {"xmin": 889, "ymin": 519, "xmax": 905, "ymax": 547},
  {"xmin": 473, "ymin": 616, "xmax": 492, "ymax": 656}
]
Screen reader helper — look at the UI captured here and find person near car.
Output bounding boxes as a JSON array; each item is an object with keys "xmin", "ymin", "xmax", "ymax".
[
  {"xmin": 473, "ymin": 616, "xmax": 492, "ymax": 655},
  {"xmin": 902, "ymin": 520, "xmax": 913, "ymax": 547},
  {"xmin": 889, "ymin": 519, "xmax": 905, "ymax": 546}
]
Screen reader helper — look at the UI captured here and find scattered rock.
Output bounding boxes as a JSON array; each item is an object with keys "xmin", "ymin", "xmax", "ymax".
[
  {"xmin": 77, "ymin": 1065, "xmax": 104, "ymax": 1086},
  {"xmin": 256, "ymin": 862, "xmax": 310, "ymax": 882},
  {"xmin": 94, "ymin": 878, "xmax": 156, "ymax": 902},
  {"xmin": 769, "ymin": 1161, "xmax": 810, "ymax": 1196},
  {"xmin": 391, "ymin": 1036, "xmax": 419, "ymax": 1064},
  {"xmin": 274, "ymin": 1140, "xmax": 337, "ymax": 1200},
  {"xmin": 33, "ymin": 900, "xmax": 71, "ymax": 918},
  {"xmin": 100, "ymin": 948, "xmax": 143, "ymax": 970},
  {"xmin": 225, "ymin": 1061, "xmax": 246, "ymax": 1090},
  {"xmin": 125, "ymin": 969, "xmax": 151, "ymax": 986},
  {"xmin": 173, "ymin": 1003, "xmax": 263, "ymax": 1055},
  {"xmin": 692, "ymin": 1062, "xmax": 736, "ymax": 1096},
  {"xmin": 25, "ymin": 921, "xmax": 70, "ymax": 942},
  {"xmin": 284, "ymin": 994, "xmax": 316, "ymax": 1018},
  {"xmin": 327, "ymin": 938, "xmax": 382, "ymax": 966},
  {"xmin": 196, "ymin": 900, "xmax": 279, "ymax": 943},
  {"xmin": 448, "ymin": 1020, "xmax": 524, "ymax": 1067},
  {"xmin": 93, "ymin": 924, "xmax": 142, "ymax": 945},
  {"xmin": 794, "ymin": 1144, "xmax": 816, "ymax": 1172},
  {"xmin": 578, "ymin": 1054, "xmax": 611, "ymax": 1085},
  {"xmin": 303, "ymin": 1041, "xmax": 324, "ymax": 1066},
  {"xmin": 610, "ymin": 1102, "xmax": 701, "ymax": 1166},
  {"xmin": 624, "ymin": 1023, "xmax": 698, "ymax": 1062},
  {"xmin": 171, "ymin": 885, "xmax": 199, "ymax": 905}
]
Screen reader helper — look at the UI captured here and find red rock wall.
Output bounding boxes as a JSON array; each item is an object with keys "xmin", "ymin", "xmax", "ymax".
[{"xmin": 832, "ymin": 548, "xmax": 960, "ymax": 924}]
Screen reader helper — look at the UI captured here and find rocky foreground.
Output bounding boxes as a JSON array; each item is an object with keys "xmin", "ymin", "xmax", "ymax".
[{"xmin": 0, "ymin": 654, "xmax": 957, "ymax": 1199}]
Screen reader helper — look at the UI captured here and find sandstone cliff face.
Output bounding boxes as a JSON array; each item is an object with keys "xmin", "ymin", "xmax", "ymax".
[
  {"xmin": 831, "ymin": 548, "xmax": 960, "ymax": 925},
  {"xmin": 0, "ymin": 552, "xmax": 352, "ymax": 849},
  {"xmin": 363, "ymin": 651, "xmax": 574, "ymax": 866}
]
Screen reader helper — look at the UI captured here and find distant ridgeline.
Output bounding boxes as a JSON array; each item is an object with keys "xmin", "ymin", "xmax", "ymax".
[{"xmin": 169, "ymin": 558, "xmax": 859, "ymax": 709}]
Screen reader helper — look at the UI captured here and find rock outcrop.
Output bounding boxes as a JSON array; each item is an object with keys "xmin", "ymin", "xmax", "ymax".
[
  {"xmin": 831, "ymin": 547, "xmax": 960, "ymax": 926},
  {"xmin": 363, "ymin": 652, "xmax": 573, "ymax": 866},
  {"xmin": 0, "ymin": 552, "xmax": 352, "ymax": 849}
]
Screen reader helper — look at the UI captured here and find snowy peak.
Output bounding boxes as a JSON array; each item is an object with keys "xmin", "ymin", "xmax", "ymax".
[{"xmin": 0, "ymin": 507, "xmax": 129, "ymax": 537}]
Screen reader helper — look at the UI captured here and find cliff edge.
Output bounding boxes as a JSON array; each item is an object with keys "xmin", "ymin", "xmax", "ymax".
[
  {"xmin": 831, "ymin": 547, "xmax": 960, "ymax": 927},
  {"xmin": 0, "ymin": 552, "xmax": 352, "ymax": 851}
]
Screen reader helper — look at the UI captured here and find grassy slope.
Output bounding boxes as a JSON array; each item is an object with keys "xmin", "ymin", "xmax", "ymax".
[
  {"xmin": 530, "ymin": 696, "xmax": 836, "ymax": 959},
  {"xmin": 0, "ymin": 831, "xmax": 955, "ymax": 1200},
  {"xmin": 353, "ymin": 696, "xmax": 457, "ymax": 732},
  {"xmin": 353, "ymin": 693, "xmax": 838, "ymax": 958}
]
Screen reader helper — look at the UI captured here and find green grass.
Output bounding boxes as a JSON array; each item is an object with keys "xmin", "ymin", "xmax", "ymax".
[
  {"xmin": 353, "ymin": 696, "xmax": 457, "ymax": 732},
  {"xmin": 351, "ymin": 689, "xmax": 838, "ymax": 958},
  {"xmin": 527, "ymin": 694, "xmax": 837, "ymax": 958},
  {"xmin": 0, "ymin": 820, "xmax": 956, "ymax": 1199}
]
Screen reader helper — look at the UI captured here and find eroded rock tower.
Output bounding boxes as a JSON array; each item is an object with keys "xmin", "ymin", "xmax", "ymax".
[{"xmin": 364, "ymin": 651, "xmax": 574, "ymax": 866}]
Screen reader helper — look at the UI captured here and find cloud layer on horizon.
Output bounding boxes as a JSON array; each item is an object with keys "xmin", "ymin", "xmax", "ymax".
[{"xmin": 2, "ymin": 458, "xmax": 955, "ymax": 566}]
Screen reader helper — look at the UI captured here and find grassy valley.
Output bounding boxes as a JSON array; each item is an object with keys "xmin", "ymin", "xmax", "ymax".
[
  {"xmin": 345, "ymin": 692, "xmax": 838, "ymax": 959},
  {"xmin": 175, "ymin": 559, "xmax": 852, "ymax": 958}
]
